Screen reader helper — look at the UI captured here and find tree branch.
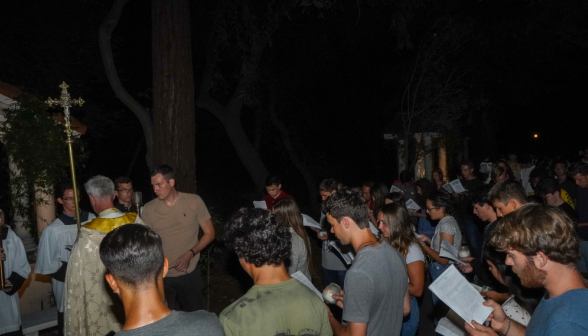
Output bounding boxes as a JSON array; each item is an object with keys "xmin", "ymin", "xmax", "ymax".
[{"xmin": 99, "ymin": 0, "xmax": 154, "ymax": 170}]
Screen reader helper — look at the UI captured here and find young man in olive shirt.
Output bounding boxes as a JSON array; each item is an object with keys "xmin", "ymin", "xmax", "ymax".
[
  {"xmin": 220, "ymin": 208, "xmax": 331, "ymax": 336},
  {"xmin": 142, "ymin": 165, "xmax": 215, "ymax": 312}
]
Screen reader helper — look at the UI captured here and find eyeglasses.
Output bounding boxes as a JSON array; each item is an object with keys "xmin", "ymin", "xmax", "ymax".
[
  {"xmin": 62, "ymin": 197, "xmax": 75, "ymax": 202},
  {"xmin": 426, "ymin": 206, "xmax": 440, "ymax": 211},
  {"xmin": 117, "ymin": 188, "xmax": 134, "ymax": 194}
]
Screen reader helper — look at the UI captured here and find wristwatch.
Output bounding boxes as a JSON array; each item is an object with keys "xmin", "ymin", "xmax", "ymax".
[{"xmin": 190, "ymin": 249, "xmax": 196, "ymax": 256}]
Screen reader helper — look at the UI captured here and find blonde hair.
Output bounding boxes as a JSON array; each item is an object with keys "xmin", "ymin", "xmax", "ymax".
[{"xmin": 380, "ymin": 203, "xmax": 420, "ymax": 258}]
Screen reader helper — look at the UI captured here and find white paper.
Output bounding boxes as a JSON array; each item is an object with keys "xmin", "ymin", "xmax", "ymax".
[
  {"xmin": 429, "ymin": 265, "xmax": 494, "ymax": 327},
  {"xmin": 390, "ymin": 185, "xmax": 402, "ymax": 193},
  {"xmin": 480, "ymin": 162, "xmax": 493, "ymax": 173},
  {"xmin": 442, "ymin": 183, "xmax": 454, "ymax": 193},
  {"xmin": 450, "ymin": 179, "xmax": 466, "ymax": 193},
  {"xmin": 253, "ymin": 201, "xmax": 268, "ymax": 209},
  {"xmin": 405, "ymin": 198, "xmax": 421, "ymax": 211},
  {"xmin": 291, "ymin": 271, "xmax": 322, "ymax": 300},
  {"xmin": 302, "ymin": 214, "xmax": 322, "ymax": 230},
  {"xmin": 439, "ymin": 240, "xmax": 467, "ymax": 267},
  {"xmin": 436, "ymin": 317, "xmax": 468, "ymax": 336},
  {"xmin": 329, "ymin": 241, "xmax": 354, "ymax": 265}
]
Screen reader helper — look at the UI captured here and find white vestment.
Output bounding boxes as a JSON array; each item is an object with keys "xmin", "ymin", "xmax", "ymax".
[
  {"xmin": 63, "ymin": 208, "xmax": 143, "ymax": 336},
  {"xmin": 1, "ymin": 228, "xmax": 31, "ymax": 335},
  {"xmin": 35, "ymin": 211, "xmax": 96, "ymax": 312}
]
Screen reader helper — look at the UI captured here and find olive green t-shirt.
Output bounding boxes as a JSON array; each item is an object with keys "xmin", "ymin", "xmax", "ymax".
[{"xmin": 219, "ymin": 278, "xmax": 332, "ymax": 336}]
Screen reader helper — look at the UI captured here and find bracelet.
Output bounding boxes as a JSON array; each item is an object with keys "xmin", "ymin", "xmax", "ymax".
[
  {"xmin": 190, "ymin": 249, "xmax": 196, "ymax": 256},
  {"xmin": 420, "ymin": 241, "xmax": 426, "ymax": 246},
  {"xmin": 498, "ymin": 318, "xmax": 511, "ymax": 336}
]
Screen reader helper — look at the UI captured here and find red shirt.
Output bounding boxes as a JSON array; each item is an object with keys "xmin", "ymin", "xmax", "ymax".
[{"xmin": 263, "ymin": 191, "xmax": 293, "ymax": 210}]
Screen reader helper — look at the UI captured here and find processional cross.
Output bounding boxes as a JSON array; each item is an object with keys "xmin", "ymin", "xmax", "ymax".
[{"xmin": 46, "ymin": 82, "xmax": 85, "ymax": 230}]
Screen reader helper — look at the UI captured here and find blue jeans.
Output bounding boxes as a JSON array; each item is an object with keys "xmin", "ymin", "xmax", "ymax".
[
  {"xmin": 429, "ymin": 261, "xmax": 451, "ymax": 325},
  {"xmin": 322, "ymin": 267, "xmax": 347, "ymax": 289},
  {"xmin": 417, "ymin": 217, "xmax": 436, "ymax": 239},
  {"xmin": 462, "ymin": 219, "xmax": 482, "ymax": 260},
  {"xmin": 401, "ymin": 295, "xmax": 419, "ymax": 336}
]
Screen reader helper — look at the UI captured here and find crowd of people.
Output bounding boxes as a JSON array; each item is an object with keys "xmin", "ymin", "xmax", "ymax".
[{"xmin": 1, "ymin": 153, "xmax": 588, "ymax": 336}]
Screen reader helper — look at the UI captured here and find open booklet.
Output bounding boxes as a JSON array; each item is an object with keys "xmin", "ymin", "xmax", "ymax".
[
  {"xmin": 390, "ymin": 185, "xmax": 402, "ymax": 193},
  {"xmin": 442, "ymin": 179, "xmax": 466, "ymax": 194},
  {"xmin": 291, "ymin": 271, "xmax": 323, "ymax": 300},
  {"xmin": 302, "ymin": 214, "xmax": 322, "ymax": 230},
  {"xmin": 439, "ymin": 240, "xmax": 468, "ymax": 267},
  {"xmin": 329, "ymin": 240, "xmax": 355, "ymax": 265},
  {"xmin": 405, "ymin": 198, "xmax": 421, "ymax": 211},
  {"xmin": 429, "ymin": 265, "xmax": 494, "ymax": 328},
  {"xmin": 253, "ymin": 201, "xmax": 268, "ymax": 209}
]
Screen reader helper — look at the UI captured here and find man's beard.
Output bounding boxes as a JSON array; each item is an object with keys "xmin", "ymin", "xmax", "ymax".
[{"xmin": 516, "ymin": 258, "xmax": 546, "ymax": 288}]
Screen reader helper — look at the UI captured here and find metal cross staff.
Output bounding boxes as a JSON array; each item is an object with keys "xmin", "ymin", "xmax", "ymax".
[{"xmin": 46, "ymin": 82, "xmax": 85, "ymax": 230}]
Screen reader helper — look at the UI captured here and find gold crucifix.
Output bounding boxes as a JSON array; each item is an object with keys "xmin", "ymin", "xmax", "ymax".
[{"xmin": 46, "ymin": 82, "xmax": 84, "ymax": 230}]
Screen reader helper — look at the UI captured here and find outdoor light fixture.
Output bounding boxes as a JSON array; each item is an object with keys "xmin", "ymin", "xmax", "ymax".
[{"xmin": 534, "ymin": 134, "xmax": 538, "ymax": 138}]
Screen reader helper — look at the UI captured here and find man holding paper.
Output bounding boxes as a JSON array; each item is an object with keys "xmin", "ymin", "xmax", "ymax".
[
  {"xmin": 324, "ymin": 188, "xmax": 410, "ymax": 336},
  {"xmin": 465, "ymin": 204, "xmax": 588, "ymax": 336}
]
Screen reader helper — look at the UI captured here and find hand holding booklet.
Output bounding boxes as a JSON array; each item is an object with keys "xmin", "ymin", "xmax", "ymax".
[
  {"xmin": 302, "ymin": 214, "xmax": 322, "ymax": 230},
  {"xmin": 439, "ymin": 240, "xmax": 468, "ymax": 267},
  {"xmin": 429, "ymin": 265, "xmax": 494, "ymax": 327}
]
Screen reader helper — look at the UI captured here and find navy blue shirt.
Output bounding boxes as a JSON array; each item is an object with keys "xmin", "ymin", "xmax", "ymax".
[{"xmin": 526, "ymin": 288, "xmax": 588, "ymax": 335}]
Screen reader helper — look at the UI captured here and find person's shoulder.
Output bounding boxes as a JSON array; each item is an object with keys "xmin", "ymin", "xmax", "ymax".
[
  {"xmin": 144, "ymin": 197, "xmax": 161, "ymax": 209},
  {"xmin": 175, "ymin": 310, "xmax": 224, "ymax": 329}
]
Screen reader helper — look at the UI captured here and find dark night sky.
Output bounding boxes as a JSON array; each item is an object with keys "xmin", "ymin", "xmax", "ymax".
[{"xmin": 1, "ymin": 0, "xmax": 587, "ymax": 214}]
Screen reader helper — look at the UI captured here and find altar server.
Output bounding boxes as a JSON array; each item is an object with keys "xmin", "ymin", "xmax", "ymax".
[
  {"xmin": 0, "ymin": 210, "xmax": 32, "ymax": 336},
  {"xmin": 35, "ymin": 180, "xmax": 95, "ymax": 336}
]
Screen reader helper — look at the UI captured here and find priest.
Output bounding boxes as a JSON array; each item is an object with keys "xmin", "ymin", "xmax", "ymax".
[
  {"xmin": 63, "ymin": 175, "xmax": 142, "ymax": 336},
  {"xmin": 0, "ymin": 209, "xmax": 31, "ymax": 336},
  {"xmin": 35, "ymin": 180, "xmax": 95, "ymax": 336}
]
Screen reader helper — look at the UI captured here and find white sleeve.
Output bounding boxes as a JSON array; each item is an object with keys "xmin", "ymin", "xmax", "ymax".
[
  {"xmin": 34, "ymin": 225, "xmax": 61, "ymax": 274},
  {"xmin": 406, "ymin": 243, "xmax": 425, "ymax": 264},
  {"xmin": 7, "ymin": 230, "xmax": 31, "ymax": 279}
]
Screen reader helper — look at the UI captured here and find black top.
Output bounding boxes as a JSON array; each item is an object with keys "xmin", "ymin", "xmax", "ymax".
[{"xmin": 114, "ymin": 202, "xmax": 138, "ymax": 214}]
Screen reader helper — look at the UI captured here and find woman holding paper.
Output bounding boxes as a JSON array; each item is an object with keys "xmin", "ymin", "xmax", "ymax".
[
  {"xmin": 273, "ymin": 199, "xmax": 312, "ymax": 281},
  {"xmin": 378, "ymin": 203, "xmax": 425, "ymax": 336},
  {"xmin": 417, "ymin": 192, "xmax": 462, "ymax": 323}
]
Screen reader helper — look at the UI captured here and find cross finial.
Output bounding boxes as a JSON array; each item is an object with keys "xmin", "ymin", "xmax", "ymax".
[
  {"xmin": 45, "ymin": 81, "xmax": 84, "ymax": 109},
  {"xmin": 59, "ymin": 81, "xmax": 69, "ymax": 94}
]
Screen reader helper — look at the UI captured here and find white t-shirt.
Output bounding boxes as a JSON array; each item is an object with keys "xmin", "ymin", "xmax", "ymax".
[{"xmin": 406, "ymin": 242, "xmax": 426, "ymax": 265}]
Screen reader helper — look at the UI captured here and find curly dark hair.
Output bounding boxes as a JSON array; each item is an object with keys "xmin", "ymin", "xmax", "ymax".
[{"xmin": 224, "ymin": 208, "xmax": 291, "ymax": 267}]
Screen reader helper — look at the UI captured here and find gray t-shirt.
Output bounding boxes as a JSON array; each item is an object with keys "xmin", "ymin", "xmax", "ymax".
[
  {"xmin": 431, "ymin": 216, "xmax": 462, "ymax": 252},
  {"xmin": 342, "ymin": 242, "xmax": 408, "ymax": 336},
  {"xmin": 114, "ymin": 310, "xmax": 225, "ymax": 336}
]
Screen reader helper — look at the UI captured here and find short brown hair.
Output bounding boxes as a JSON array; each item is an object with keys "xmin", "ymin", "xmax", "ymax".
[
  {"xmin": 488, "ymin": 180, "xmax": 527, "ymax": 206},
  {"xmin": 490, "ymin": 204, "xmax": 580, "ymax": 266}
]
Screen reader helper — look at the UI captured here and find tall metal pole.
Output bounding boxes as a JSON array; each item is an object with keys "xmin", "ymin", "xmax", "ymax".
[{"xmin": 46, "ymin": 82, "xmax": 85, "ymax": 231}]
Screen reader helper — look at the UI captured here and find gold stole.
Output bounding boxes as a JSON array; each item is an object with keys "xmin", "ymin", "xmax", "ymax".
[{"xmin": 82, "ymin": 213, "xmax": 138, "ymax": 234}]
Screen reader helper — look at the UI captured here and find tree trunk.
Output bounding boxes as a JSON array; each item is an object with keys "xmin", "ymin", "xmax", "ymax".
[
  {"xmin": 152, "ymin": 0, "xmax": 196, "ymax": 193},
  {"xmin": 223, "ymin": 114, "xmax": 269, "ymax": 192},
  {"xmin": 99, "ymin": 0, "xmax": 154, "ymax": 171}
]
